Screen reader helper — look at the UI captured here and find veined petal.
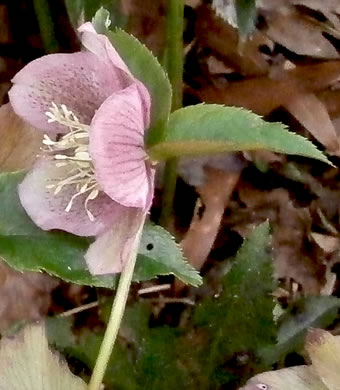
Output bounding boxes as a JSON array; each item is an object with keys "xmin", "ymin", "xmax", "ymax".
[
  {"xmin": 89, "ymin": 83, "xmax": 154, "ymax": 210},
  {"xmin": 78, "ymin": 23, "xmax": 133, "ymax": 79},
  {"xmin": 78, "ymin": 25, "xmax": 151, "ymax": 128},
  {"xmin": 9, "ymin": 52, "xmax": 130, "ymax": 135},
  {"xmin": 18, "ymin": 158, "xmax": 120, "ymax": 236},
  {"xmin": 85, "ymin": 207, "xmax": 145, "ymax": 275}
]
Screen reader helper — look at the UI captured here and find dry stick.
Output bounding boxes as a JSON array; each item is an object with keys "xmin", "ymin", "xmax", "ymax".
[{"xmin": 181, "ymin": 167, "xmax": 241, "ymax": 271}]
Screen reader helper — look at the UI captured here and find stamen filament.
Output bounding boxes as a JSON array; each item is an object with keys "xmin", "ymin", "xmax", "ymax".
[{"xmin": 44, "ymin": 103, "xmax": 100, "ymax": 221}]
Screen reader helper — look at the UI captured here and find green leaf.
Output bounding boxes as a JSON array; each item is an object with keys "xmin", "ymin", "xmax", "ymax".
[
  {"xmin": 0, "ymin": 324, "xmax": 86, "ymax": 390},
  {"xmin": 65, "ymin": 1, "xmax": 126, "ymax": 29},
  {"xmin": 0, "ymin": 172, "xmax": 114, "ymax": 288},
  {"xmin": 91, "ymin": 7, "xmax": 111, "ymax": 34},
  {"xmin": 135, "ymin": 224, "xmax": 202, "ymax": 287},
  {"xmin": 235, "ymin": 0, "xmax": 257, "ymax": 38},
  {"xmin": 148, "ymin": 105, "xmax": 331, "ymax": 166},
  {"xmin": 47, "ymin": 316, "xmax": 137, "ymax": 390},
  {"xmin": 107, "ymin": 29, "xmax": 172, "ymax": 138},
  {"xmin": 212, "ymin": 0, "xmax": 257, "ymax": 38},
  {"xmin": 47, "ymin": 303, "xmax": 190, "ymax": 390},
  {"xmin": 194, "ymin": 222, "xmax": 277, "ymax": 388},
  {"xmin": 0, "ymin": 171, "xmax": 200, "ymax": 287},
  {"xmin": 261, "ymin": 296, "xmax": 340, "ymax": 364}
]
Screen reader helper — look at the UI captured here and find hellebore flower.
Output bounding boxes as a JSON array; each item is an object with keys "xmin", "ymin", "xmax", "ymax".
[{"xmin": 8, "ymin": 23, "xmax": 155, "ymax": 275}]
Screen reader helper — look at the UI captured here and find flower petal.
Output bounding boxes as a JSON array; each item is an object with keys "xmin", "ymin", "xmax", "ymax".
[
  {"xmin": 89, "ymin": 83, "xmax": 154, "ymax": 209},
  {"xmin": 18, "ymin": 158, "xmax": 121, "ymax": 236},
  {"xmin": 78, "ymin": 23, "xmax": 133, "ymax": 78},
  {"xmin": 78, "ymin": 24, "xmax": 151, "ymax": 128},
  {"xmin": 85, "ymin": 207, "xmax": 145, "ymax": 275},
  {"xmin": 9, "ymin": 52, "xmax": 130, "ymax": 135}
]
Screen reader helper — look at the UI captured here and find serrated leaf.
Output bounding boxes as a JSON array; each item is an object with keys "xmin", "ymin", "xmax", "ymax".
[
  {"xmin": 135, "ymin": 224, "xmax": 202, "ymax": 286},
  {"xmin": 0, "ymin": 172, "xmax": 199, "ymax": 287},
  {"xmin": 148, "ymin": 105, "xmax": 331, "ymax": 166},
  {"xmin": 47, "ymin": 303, "xmax": 190, "ymax": 390},
  {"xmin": 91, "ymin": 7, "xmax": 111, "ymax": 34},
  {"xmin": 107, "ymin": 29, "xmax": 172, "ymax": 138},
  {"xmin": 0, "ymin": 324, "xmax": 86, "ymax": 390},
  {"xmin": 194, "ymin": 222, "xmax": 277, "ymax": 387},
  {"xmin": 65, "ymin": 1, "xmax": 126, "ymax": 29},
  {"xmin": 261, "ymin": 296, "xmax": 340, "ymax": 364}
]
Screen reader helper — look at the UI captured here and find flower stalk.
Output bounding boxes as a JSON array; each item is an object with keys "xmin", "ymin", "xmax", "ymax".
[
  {"xmin": 160, "ymin": 0, "xmax": 184, "ymax": 226},
  {"xmin": 88, "ymin": 217, "xmax": 144, "ymax": 390},
  {"xmin": 33, "ymin": 0, "xmax": 59, "ymax": 53}
]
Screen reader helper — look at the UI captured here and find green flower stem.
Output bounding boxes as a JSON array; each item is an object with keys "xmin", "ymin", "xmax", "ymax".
[
  {"xmin": 166, "ymin": 0, "xmax": 184, "ymax": 112},
  {"xmin": 160, "ymin": 0, "xmax": 184, "ymax": 226},
  {"xmin": 33, "ymin": 0, "xmax": 59, "ymax": 53},
  {"xmin": 87, "ymin": 220, "xmax": 144, "ymax": 390}
]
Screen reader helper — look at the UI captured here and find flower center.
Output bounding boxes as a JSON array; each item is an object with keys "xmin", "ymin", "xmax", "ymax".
[{"xmin": 43, "ymin": 103, "xmax": 100, "ymax": 221}]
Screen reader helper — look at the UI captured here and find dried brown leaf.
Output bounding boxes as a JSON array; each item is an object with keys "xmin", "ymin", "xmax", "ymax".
[
  {"xmin": 181, "ymin": 167, "xmax": 240, "ymax": 270},
  {"xmin": 0, "ymin": 103, "xmax": 42, "ymax": 171},
  {"xmin": 235, "ymin": 185, "xmax": 324, "ymax": 293},
  {"xmin": 284, "ymin": 92, "xmax": 340, "ymax": 154},
  {"xmin": 266, "ymin": 8, "xmax": 339, "ymax": 59},
  {"xmin": 311, "ymin": 232, "xmax": 340, "ymax": 253},
  {"xmin": 0, "ymin": 261, "xmax": 58, "ymax": 331},
  {"xmin": 197, "ymin": 61, "xmax": 340, "ymax": 116},
  {"xmin": 196, "ymin": 4, "xmax": 270, "ymax": 76}
]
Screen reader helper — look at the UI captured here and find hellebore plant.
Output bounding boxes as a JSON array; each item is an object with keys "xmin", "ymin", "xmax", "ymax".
[
  {"xmin": 3, "ymin": 5, "xmax": 332, "ymax": 390},
  {"xmin": 9, "ymin": 22, "xmax": 154, "ymax": 275}
]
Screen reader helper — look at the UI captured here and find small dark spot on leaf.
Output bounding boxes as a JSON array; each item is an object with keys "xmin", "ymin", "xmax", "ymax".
[{"xmin": 146, "ymin": 243, "xmax": 154, "ymax": 251}]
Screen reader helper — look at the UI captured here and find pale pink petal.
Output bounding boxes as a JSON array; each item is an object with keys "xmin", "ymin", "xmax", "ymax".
[
  {"xmin": 78, "ymin": 24, "xmax": 151, "ymax": 128},
  {"xmin": 85, "ymin": 207, "xmax": 145, "ymax": 275},
  {"xmin": 78, "ymin": 22, "xmax": 96, "ymax": 34},
  {"xmin": 18, "ymin": 158, "xmax": 121, "ymax": 236},
  {"xmin": 78, "ymin": 23, "xmax": 133, "ymax": 79},
  {"xmin": 9, "ymin": 52, "xmax": 130, "ymax": 135},
  {"xmin": 89, "ymin": 83, "xmax": 154, "ymax": 210},
  {"xmin": 135, "ymin": 81, "xmax": 152, "ymax": 129}
]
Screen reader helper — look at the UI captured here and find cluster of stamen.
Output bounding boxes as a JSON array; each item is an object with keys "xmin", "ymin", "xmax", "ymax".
[{"xmin": 43, "ymin": 103, "xmax": 99, "ymax": 221}]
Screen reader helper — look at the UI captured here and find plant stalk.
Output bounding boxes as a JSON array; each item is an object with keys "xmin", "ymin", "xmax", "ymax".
[
  {"xmin": 87, "ymin": 221, "xmax": 144, "ymax": 390},
  {"xmin": 160, "ymin": 0, "xmax": 184, "ymax": 226},
  {"xmin": 33, "ymin": 0, "xmax": 59, "ymax": 53}
]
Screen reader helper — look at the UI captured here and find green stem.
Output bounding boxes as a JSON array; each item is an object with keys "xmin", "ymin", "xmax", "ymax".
[
  {"xmin": 87, "ymin": 221, "xmax": 144, "ymax": 390},
  {"xmin": 33, "ymin": 0, "xmax": 59, "ymax": 53},
  {"xmin": 160, "ymin": 0, "xmax": 184, "ymax": 226},
  {"xmin": 166, "ymin": 0, "xmax": 184, "ymax": 112}
]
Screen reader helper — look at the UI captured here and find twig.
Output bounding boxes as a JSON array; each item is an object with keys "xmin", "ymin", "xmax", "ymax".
[
  {"xmin": 138, "ymin": 284, "xmax": 171, "ymax": 295},
  {"xmin": 57, "ymin": 302, "xmax": 99, "ymax": 317}
]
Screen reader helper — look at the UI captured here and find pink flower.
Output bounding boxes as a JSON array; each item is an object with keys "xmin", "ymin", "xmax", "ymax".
[{"xmin": 8, "ymin": 23, "xmax": 155, "ymax": 275}]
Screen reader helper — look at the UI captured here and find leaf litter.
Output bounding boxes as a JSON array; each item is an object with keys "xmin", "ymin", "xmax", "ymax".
[{"xmin": 2, "ymin": 1, "xmax": 340, "ymax": 389}]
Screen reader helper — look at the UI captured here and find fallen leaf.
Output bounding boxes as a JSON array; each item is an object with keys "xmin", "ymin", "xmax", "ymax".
[
  {"xmin": 266, "ymin": 7, "xmax": 339, "ymax": 59},
  {"xmin": 284, "ymin": 92, "xmax": 340, "ymax": 154},
  {"xmin": 196, "ymin": 4, "xmax": 270, "ymax": 76},
  {"xmin": 0, "ymin": 103, "xmax": 42, "ymax": 171},
  {"xmin": 181, "ymin": 165, "xmax": 241, "ymax": 270},
  {"xmin": 306, "ymin": 329, "xmax": 340, "ymax": 390},
  {"xmin": 0, "ymin": 324, "xmax": 86, "ymax": 389},
  {"xmin": 241, "ymin": 366, "xmax": 328, "ymax": 390},
  {"xmin": 197, "ymin": 61, "xmax": 340, "ymax": 116},
  {"xmin": 0, "ymin": 261, "xmax": 57, "ymax": 331},
  {"xmin": 311, "ymin": 232, "xmax": 340, "ymax": 253}
]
